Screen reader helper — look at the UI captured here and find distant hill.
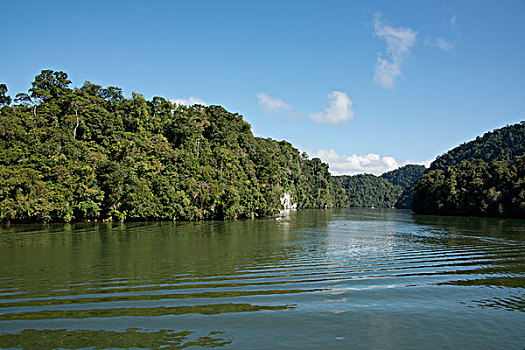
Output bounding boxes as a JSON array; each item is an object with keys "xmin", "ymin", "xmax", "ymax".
[
  {"xmin": 381, "ymin": 164, "xmax": 426, "ymax": 209},
  {"xmin": 332, "ymin": 174, "xmax": 403, "ymax": 208},
  {"xmin": 331, "ymin": 165, "xmax": 426, "ymax": 209},
  {"xmin": 430, "ymin": 121, "xmax": 525, "ymax": 170},
  {"xmin": 381, "ymin": 164, "xmax": 426, "ymax": 189}
]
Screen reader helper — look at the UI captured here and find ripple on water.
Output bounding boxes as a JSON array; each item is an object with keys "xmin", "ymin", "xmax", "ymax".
[{"xmin": 0, "ymin": 209, "xmax": 524, "ymax": 349}]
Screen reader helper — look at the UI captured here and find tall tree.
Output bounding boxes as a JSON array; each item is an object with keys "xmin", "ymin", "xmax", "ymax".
[
  {"xmin": 0, "ymin": 84, "xmax": 11, "ymax": 106},
  {"xmin": 29, "ymin": 69, "xmax": 72, "ymax": 102}
]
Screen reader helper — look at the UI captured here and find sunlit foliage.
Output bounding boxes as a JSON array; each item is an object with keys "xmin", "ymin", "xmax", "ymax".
[{"xmin": 0, "ymin": 70, "xmax": 335, "ymax": 223}]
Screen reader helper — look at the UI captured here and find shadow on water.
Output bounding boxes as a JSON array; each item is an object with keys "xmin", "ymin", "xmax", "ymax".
[
  {"xmin": 0, "ymin": 216, "xmax": 307, "ymax": 348},
  {"xmin": 0, "ymin": 303, "xmax": 293, "ymax": 321},
  {"xmin": 412, "ymin": 214, "xmax": 525, "ymax": 241},
  {"xmin": 0, "ymin": 328, "xmax": 232, "ymax": 349},
  {"xmin": 409, "ymin": 213, "xmax": 525, "ymax": 313}
]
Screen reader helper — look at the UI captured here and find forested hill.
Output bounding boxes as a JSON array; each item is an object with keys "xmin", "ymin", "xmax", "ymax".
[
  {"xmin": 413, "ymin": 122, "xmax": 525, "ymax": 219},
  {"xmin": 5, "ymin": 70, "xmax": 517, "ymax": 222},
  {"xmin": 0, "ymin": 70, "xmax": 333, "ymax": 223},
  {"xmin": 381, "ymin": 165, "xmax": 426, "ymax": 190},
  {"xmin": 331, "ymin": 174, "xmax": 403, "ymax": 208},
  {"xmin": 412, "ymin": 156, "xmax": 525, "ymax": 218},
  {"xmin": 430, "ymin": 122, "xmax": 525, "ymax": 170},
  {"xmin": 381, "ymin": 164, "xmax": 426, "ymax": 209},
  {"xmin": 331, "ymin": 165, "xmax": 426, "ymax": 209}
]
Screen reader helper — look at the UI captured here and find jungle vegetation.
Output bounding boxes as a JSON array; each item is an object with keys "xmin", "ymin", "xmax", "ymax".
[
  {"xmin": 382, "ymin": 164, "xmax": 427, "ymax": 209},
  {"xmin": 0, "ymin": 70, "xmax": 334, "ymax": 223},
  {"xmin": 331, "ymin": 165, "xmax": 426, "ymax": 209},
  {"xmin": 429, "ymin": 122, "xmax": 525, "ymax": 171},
  {"xmin": 2, "ymin": 70, "xmax": 521, "ymax": 222},
  {"xmin": 412, "ymin": 122, "xmax": 525, "ymax": 218},
  {"xmin": 381, "ymin": 164, "xmax": 426, "ymax": 189},
  {"xmin": 412, "ymin": 156, "xmax": 525, "ymax": 218},
  {"xmin": 331, "ymin": 174, "xmax": 403, "ymax": 208}
]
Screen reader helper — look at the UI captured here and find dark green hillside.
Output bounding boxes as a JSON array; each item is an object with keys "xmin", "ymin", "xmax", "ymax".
[
  {"xmin": 380, "ymin": 164, "xmax": 426, "ymax": 209},
  {"xmin": 381, "ymin": 164, "xmax": 426, "ymax": 189},
  {"xmin": 0, "ymin": 70, "xmax": 334, "ymax": 223},
  {"xmin": 430, "ymin": 122, "xmax": 525, "ymax": 170},
  {"xmin": 412, "ymin": 156, "xmax": 525, "ymax": 218},
  {"xmin": 332, "ymin": 174, "xmax": 403, "ymax": 208},
  {"xmin": 413, "ymin": 122, "xmax": 525, "ymax": 218}
]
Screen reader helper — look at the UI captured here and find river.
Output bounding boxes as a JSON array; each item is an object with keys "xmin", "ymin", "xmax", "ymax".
[{"xmin": 0, "ymin": 208, "xmax": 523, "ymax": 349}]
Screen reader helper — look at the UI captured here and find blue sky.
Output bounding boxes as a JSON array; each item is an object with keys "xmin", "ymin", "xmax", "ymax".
[{"xmin": 2, "ymin": 0, "xmax": 524, "ymax": 175}]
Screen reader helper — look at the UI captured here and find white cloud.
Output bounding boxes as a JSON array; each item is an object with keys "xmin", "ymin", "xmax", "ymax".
[
  {"xmin": 310, "ymin": 91, "xmax": 355, "ymax": 125},
  {"xmin": 420, "ymin": 158, "xmax": 433, "ymax": 168},
  {"xmin": 450, "ymin": 15, "xmax": 457, "ymax": 30},
  {"xmin": 436, "ymin": 37, "xmax": 454, "ymax": 51},
  {"xmin": 373, "ymin": 14, "xmax": 417, "ymax": 89},
  {"xmin": 171, "ymin": 96, "xmax": 207, "ymax": 106},
  {"xmin": 257, "ymin": 92, "xmax": 291, "ymax": 113},
  {"xmin": 374, "ymin": 57, "xmax": 401, "ymax": 90},
  {"xmin": 423, "ymin": 14, "xmax": 457, "ymax": 52},
  {"xmin": 306, "ymin": 149, "xmax": 399, "ymax": 176},
  {"xmin": 425, "ymin": 37, "xmax": 454, "ymax": 51},
  {"xmin": 306, "ymin": 149, "xmax": 431, "ymax": 176}
]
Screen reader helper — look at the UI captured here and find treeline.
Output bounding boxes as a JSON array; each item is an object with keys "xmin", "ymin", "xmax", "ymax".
[
  {"xmin": 381, "ymin": 164, "xmax": 427, "ymax": 189},
  {"xmin": 412, "ymin": 121, "xmax": 525, "ymax": 219},
  {"xmin": 412, "ymin": 156, "xmax": 525, "ymax": 218},
  {"xmin": 4, "ymin": 70, "xmax": 519, "ymax": 222},
  {"xmin": 0, "ymin": 70, "xmax": 333, "ymax": 223},
  {"xmin": 331, "ymin": 165, "xmax": 426, "ymax": 208},
  {"xmin": 430, "ymin": 122, "xmax": 525, "ymax": 170},
  {"xmin": 331, "ymin": 174, "xmax": 403, "ymax": 208}
]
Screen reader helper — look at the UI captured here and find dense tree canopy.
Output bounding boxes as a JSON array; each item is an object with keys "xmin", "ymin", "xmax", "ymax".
[
  {"xmin": 413, "ymin": 122, "xmax": 525, "ymax": 218},
  {"xmin": 4, "ymin": 70, "xmax": 517, "ymax": 222},
  {"xmin": 331, "ymin": 165, "xmax": 426, "ymax": 209},
  {"xmin": 0, "ymin": 70, "xmax": 335, "ymax": 223},
  {"xmin": 331, "ymin": 174, "xmax": 404, "ymax": 208},
  {"xmin": 381, "ymin": 165, "xmax": 426, "ymax": 189},
  {"xmin": 412, "ymin": 156, "xmax": 525, "ymax": 218},
  {"xmin": 430, "ymin": 122, "xmax": 525, "ymax": 171},
  {"xmin": 379, "ymin": 164, "xmax": 427, "ymax": 209}
]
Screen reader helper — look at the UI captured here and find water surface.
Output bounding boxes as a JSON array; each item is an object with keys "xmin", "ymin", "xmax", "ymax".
[{"xmin": 0, "ymin": 209, "xmax": 524, "ymax": 349}]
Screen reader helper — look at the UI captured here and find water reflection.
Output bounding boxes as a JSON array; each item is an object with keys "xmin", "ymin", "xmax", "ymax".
[
  {"xmin": 0, "ymin": 303, "xmax": 293, "ymax": 321},
  {"xmin": 413, "ymin": 214, "xmax": 525, "ymax": 241},
  {"xmin": 0, "ymin": 328, "xmax": 232, "ymax": 349}
]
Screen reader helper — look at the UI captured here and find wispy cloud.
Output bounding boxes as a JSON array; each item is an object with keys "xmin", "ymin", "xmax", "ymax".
[
  {"xmin": 310, "ymin": 91, "xmax": 355, "ymax": 125},
  {"xmin": 171, "ymin": 96, "xmax": 207, "ymax": 106},
  {"xmin": 374, "ymin": 58, "xmax": 401, "ymax": 90},
  {"xmin": 373, "ymin": 14, "xmax": 417, "ymax": 89},
  {"xmin": 450, "ymin": 15, "xmax": 457, "ymax": 30},
  {"xmin": 425, "ymin": 13, "xmax": 457, "ymax": 51},
  {"xmin": 256, "ymin": 92, "xmax": 291, "ymax": 113},
  {"xmin": 306, "ymin": 148, "xmax": 429, "ymax": 176},
  {"xmin": 425, "ymin": 37, "xmax": 454, "ymax": 51},
  {"xmin": 435, "ymin": 37, "xmax": 454, "ymax": 51}
]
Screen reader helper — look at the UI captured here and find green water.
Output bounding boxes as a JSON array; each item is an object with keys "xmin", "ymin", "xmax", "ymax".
[{"xmin": 0, "ymin": 208, "xmax": 524, "ymax": 349}]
